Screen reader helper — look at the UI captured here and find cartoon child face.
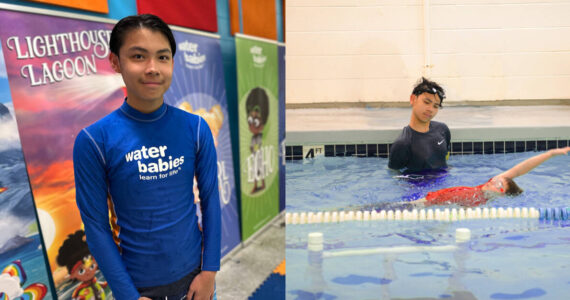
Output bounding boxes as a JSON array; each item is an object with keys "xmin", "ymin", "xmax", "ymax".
[
  {"xmin": 248, "ymin": 108, "xmax": 264, "ymax": 135},
  {"xmin": 70, "ymin": 255, "xmax": 98, "ymax": 282}
]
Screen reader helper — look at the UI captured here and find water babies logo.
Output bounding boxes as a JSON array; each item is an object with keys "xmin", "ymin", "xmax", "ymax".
[
  {"xmin": 178, "ymin": 40, "xmax": 206, "ymax": 70},
  {"xmin": 250, "ymin": 46, "xmax": 266, "ymax": 68},
  {"xmin": 124, "ymin": 145, "xmax": 185, "ymax": 181}
]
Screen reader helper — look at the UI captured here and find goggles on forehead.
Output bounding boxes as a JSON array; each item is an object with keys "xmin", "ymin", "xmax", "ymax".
[{"xmin": 414, "ymin": 86, "xmax": 446, "ymax": 102}]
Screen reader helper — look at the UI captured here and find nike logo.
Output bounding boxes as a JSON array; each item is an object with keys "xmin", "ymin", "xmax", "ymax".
[{"xmin": 438, "ymin": 140, "xmax": 444, "ymax": 145}]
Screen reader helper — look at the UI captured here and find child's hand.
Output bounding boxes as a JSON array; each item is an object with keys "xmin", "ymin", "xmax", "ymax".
[{"xmin": 549, "ymin": 146, "xmax": 570, "ymax": 156}]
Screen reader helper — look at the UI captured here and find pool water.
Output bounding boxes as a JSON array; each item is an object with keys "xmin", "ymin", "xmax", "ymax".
[
  {"xmin": 286, "ymin": 152, "xmax": 570, "ymax": 212},
  {"xmin": 286, "ymin": 152, "xmax": 570, "ymax": 299},
  {"xmin": 287, "ymin": 220, "xmax": 570, "ymax": 299}
]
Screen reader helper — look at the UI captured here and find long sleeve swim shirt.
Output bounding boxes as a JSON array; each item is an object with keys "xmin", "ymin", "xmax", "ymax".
[
  {"xmin": 73, "ymin": 101, "xmax": 221, "ymax": 300},
  {"xmin": 389, "ymin": 121, "xmax": 451, "ymax": 173}
]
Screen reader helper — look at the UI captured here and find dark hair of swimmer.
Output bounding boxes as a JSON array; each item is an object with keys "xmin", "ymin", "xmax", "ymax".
[
  {"xmin": 504, "ymin": 177, "xmax": 523, "ymax": 196},
  {"xmin": 412, "ymin": 77, "xmax": 446, "ymax": 107}
]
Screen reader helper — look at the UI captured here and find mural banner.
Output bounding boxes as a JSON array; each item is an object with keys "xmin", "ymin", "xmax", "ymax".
[
  {"xmin": 0, "ymin": 42, "xmax": 53, "ymax": 300},
  {"xmin": 0, "ymin": 8, "xmax": 119, "ymax": 298},
  {"xmin": 235, "ymin": 35, "xmax": 279, "ymax": 240},
  {"xmin": 278, "ymin": 44, "xmax": 285, "ymax": 212},
  {"xmin": 164, "ymin": 30, "xmax": 240, "ymax": 257}
]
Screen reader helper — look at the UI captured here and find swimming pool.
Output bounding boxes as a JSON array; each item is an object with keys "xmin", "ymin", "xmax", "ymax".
[
  {"xmin": 287, "ymin": 152, "xmax": 570, "ymax": 211},
  {"xmin": 286, "ymin": 152, "xmax": 570, "ymax": 299}
]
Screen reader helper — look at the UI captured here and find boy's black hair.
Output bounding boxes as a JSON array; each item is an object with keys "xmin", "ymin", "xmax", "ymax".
[
  {"xmin": 110, "ymin": 14, "xmax": 176, "ymax": 57},
  {"xmin": 246, "ymin": 87, "xmax": 270, "ymax": 125},
  {"xmin": 56, "ymin": 230, "xmax": 91, "ymax": 273},
  {"xmin": 412, "ymin": 77, "xmax": 446, "ymax": 106}
]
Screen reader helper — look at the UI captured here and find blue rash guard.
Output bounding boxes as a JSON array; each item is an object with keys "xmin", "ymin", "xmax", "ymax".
[{"xmin": 73, "ymin": 101, "xmax": 221, "ymax": 300}]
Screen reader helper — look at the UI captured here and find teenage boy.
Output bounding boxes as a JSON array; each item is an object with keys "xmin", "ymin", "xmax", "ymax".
[
  {"xmin": 389, "ymin": 77, "xmax": 450, "ymax": 173},
  {"xmin": 73, "ymin": 14, "xmax": 220, "ymax": 300}
]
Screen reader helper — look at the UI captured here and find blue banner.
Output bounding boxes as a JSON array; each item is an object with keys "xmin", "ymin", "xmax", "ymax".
[
  {"xmin": 278, "ymin": 45, "xmax": 285, "ymax": 212},
  {"xmin": 164, "ymin": 31, "xmax": 240, "ymax": 257}
]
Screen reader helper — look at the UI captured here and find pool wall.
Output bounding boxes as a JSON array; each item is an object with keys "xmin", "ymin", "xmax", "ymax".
[
  {"xmin": 286, "ymin": 106, "xmax": 570, "ymax": 160},
  {"xmin": 287, "ymin": 138, "xmax": 570, "ymax": 160}
]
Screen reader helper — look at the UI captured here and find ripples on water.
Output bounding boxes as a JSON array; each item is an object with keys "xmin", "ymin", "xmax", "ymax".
[
  {"xmin": 286, "ymin": 152, "xmax": 570, "ymax": 211},
  {"xmin": 286, "ymin": 152, "xmax": 570, "ymax": 299}
]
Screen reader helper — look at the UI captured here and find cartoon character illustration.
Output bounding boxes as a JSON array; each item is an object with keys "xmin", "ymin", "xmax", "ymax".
[
  {"xmin": 246, "ymin": 87, "xmax": 269, "ymax": 194},
  {"xmin": 178, "ymin": 102, "xmax": 224, "ymax": 147},
  {"xmin": 178, "ymin": 102, "xmax": 225, "ymax": 203},
  {"xmin": 56, "ymin": 230, "xmax": 107, "ymax": 300},
  {"xmin": 0, "ymin": 260, "xmax": 48, "ymax": 300}
]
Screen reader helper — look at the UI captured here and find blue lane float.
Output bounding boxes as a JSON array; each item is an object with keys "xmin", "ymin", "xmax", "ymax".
[{"xmin": 538, "ymin": 207, "xmax": 570, "ymax": 221}]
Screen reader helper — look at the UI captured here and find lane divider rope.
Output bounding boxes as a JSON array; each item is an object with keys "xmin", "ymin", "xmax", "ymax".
[{"xmin": 286, "ymin": 207, "xmax": 570, "ymax": 224}]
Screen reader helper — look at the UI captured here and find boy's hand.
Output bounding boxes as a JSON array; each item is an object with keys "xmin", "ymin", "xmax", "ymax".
[{"xmin": 187, "ymin": 271, "xmax": 217, "ymax": 300}]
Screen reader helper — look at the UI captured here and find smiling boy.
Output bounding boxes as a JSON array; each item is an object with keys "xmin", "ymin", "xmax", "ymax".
[
  {"xmin": 73, "ymin": 15, "xmax": 220, "ymax": 300},
  {"xmin": 388, "ymin": 77, "xmax": 450, "ymax": 173}
]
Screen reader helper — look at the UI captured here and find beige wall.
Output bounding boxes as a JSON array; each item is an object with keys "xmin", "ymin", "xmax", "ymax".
[{"xmin": 286, "ymin": 0, "xmax": 570, "ymax": 105}]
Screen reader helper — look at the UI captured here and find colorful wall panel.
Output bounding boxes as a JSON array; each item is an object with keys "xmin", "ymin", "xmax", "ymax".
[
  {"xmin": 137, "ymin": 0, "xmax": 218, "ymax": 32},
  {"xmin": 230, "ymin": 0, "xmax": 277, "ymax": 40},
  {"xmin": 27, "ymin": 0, "xmax": 107, "ymax": 13},
  {"xmin": 235, "ymin": 35, "xmax": 279, "ymax": 240},
  {"xmin": 0, "ymin": 8, "xmax": 119, "ymax": 298}
]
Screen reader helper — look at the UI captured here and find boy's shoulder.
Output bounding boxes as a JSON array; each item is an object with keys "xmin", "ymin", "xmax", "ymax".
[
  {"xmin": 393, "ymin": 125, "xmax": 413, "ymax": 144},
  {"xmin": 430, "ymin": 120, "xmax": 449, "ymax": 131}
]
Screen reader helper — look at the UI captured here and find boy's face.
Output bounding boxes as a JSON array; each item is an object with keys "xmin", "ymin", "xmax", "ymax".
[
  {"xmin": 410, "ymin": 92, "xmax": 441, "ymax": 124},
  {"xmin": 109, "ymin": 28, "xmax": 173, "ymax": 106}
]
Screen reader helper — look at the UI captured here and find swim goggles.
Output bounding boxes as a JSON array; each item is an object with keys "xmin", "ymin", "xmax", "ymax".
[
  {"xmin": 490, "ymin": 177, "xmax": 505, "ymax": 193},
  {"xmin": 413, "ymin": 86, "xmax": 446, "ymax": 102}
]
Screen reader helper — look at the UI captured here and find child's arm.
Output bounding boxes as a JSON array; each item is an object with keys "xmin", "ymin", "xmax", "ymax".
[{"xmin": 499, "ymin": 146, "xmax": 570, "ymax": 179}]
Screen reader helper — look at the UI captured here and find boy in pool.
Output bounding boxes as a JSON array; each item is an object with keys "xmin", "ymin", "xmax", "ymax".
[
  {"xmin": 389, "ymin": 77, "xmax": 450, "ymax": 173},
  {"xmin": 379, "ymin": 147, "xmax": 570, "ymax": 210}
]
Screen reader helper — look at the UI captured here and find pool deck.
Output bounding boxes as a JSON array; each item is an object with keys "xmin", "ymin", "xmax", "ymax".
[{"xmin": 286, "ymin": 105, "xmax": 570, "ymax": 145}]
